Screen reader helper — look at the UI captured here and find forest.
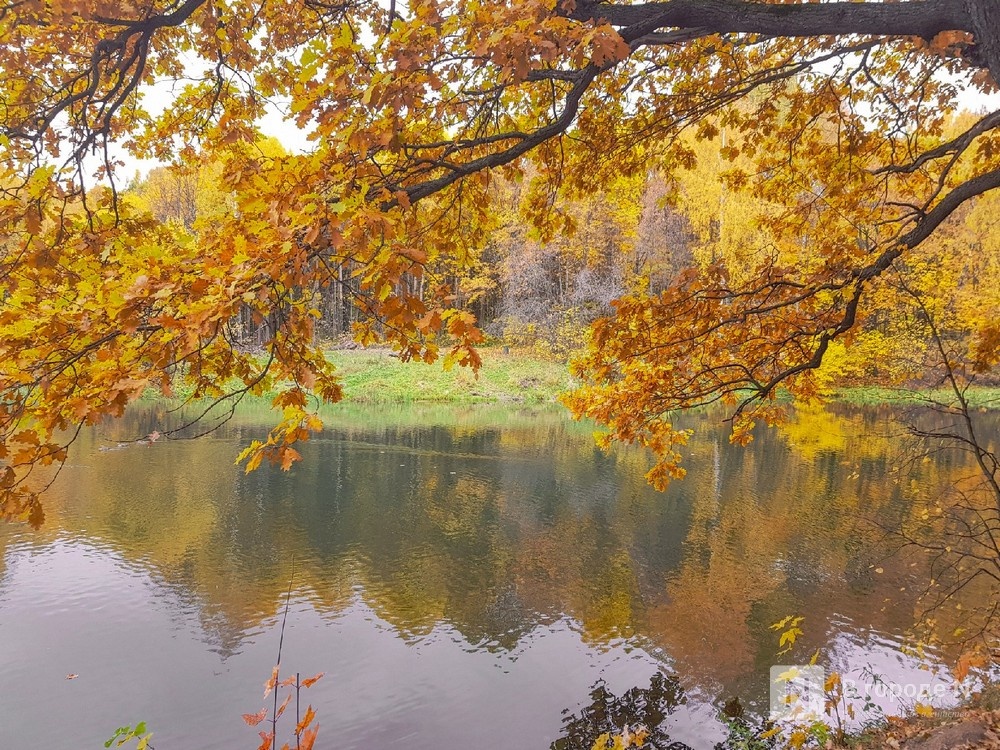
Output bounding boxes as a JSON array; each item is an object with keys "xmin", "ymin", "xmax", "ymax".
[{"xmin": 128, "ymin": 115, "xmax": 1000, "ymax": 374}]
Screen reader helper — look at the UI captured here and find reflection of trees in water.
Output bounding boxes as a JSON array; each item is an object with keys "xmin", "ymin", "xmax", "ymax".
[
  {"xmin": 552, "ymin": 673, "xmax": 692, "ymax": 750},
  {"xmin": 23, "ymin": 404, "xmax": 1000, "ymax": 691}
]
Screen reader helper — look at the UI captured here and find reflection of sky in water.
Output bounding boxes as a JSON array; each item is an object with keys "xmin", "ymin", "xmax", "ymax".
[
  {"xmin": 0, "ymin": 403, "xmax": 991, "ymax": 748},
  {"xmin": 0, "ymin": 540, "xmax": 269, "ymax": 750},
  {"xmin": 0, "ymin": 540, "xmax": 688, "ymax": 749},
  {"xmin": 823, "ymin": 618, "xmax": 960, "ymax": 719}
]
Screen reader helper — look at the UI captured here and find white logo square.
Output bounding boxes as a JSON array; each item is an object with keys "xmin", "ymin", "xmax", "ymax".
[{"xmin": 769, "ymin": 665, "xmax": 825, "ymax": 722}]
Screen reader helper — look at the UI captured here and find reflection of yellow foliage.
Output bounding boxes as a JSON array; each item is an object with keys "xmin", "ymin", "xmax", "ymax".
[
  {"xmin": 780, "ymin": 402, "xmax": 849, "ymax": 460},
  {"xmin": 362, "ymin": 545, "xmax": 450, "ymax": 636},
  {"xmin": 10, "ymin": 403, "xmax": 994, "ymax": 692},
  {"xmin": 423, "ymin": 476, "xmax": 492, "ymax": 539},
  {"xmin": 650, "ymin": 557, "xmax": 783, "ymax": 681},
  {"xmin": 579, "ymin": 552, "xmax": 638, "ymax": 642}
]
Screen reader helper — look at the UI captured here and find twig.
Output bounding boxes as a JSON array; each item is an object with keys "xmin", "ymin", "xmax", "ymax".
[{"xmin": 272, "ymin": 563, "xmax": 295, "ymax": 742}]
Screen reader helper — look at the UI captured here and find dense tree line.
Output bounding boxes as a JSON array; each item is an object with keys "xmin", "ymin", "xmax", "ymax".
[{"xmin": 128, "ymin": 112, "xmax": 1000, "ymax": 393}]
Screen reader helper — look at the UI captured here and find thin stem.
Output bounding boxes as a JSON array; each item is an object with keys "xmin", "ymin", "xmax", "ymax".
[{"xmin": 272, "ymin": 563, "xmax": 295, "ymax": 743}]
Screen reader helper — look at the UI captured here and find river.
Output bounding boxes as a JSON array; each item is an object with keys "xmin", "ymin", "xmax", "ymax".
[{"xmin": 0, "ymin": 401, "xmax": 989, "ymax": 748}]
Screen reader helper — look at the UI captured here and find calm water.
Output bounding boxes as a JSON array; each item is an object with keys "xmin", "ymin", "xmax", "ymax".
[{"xmin": 0, "ymin": 402, "xmax": 987, "ymax": 748}]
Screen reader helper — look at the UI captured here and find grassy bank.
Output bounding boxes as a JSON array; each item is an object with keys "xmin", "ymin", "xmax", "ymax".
[
  {"xmin": 137, "ymin": 347, "xmax": 574, "ymax": 407},
  {"xmin": 327, "ymin": 348, "xmax": 575, "ymax": 403},
  {"xmin": 327, "ymin": 353, "xmax": 1000, "ymax": 409},
  {"xmin": 142, "ymin": 348, "xmax": 1000, "ymax": 409},
  {"xmin": 834, "ymin": 385, "xmax": 1000, "ymax": 408},
  {"xmin": 327, "ymin": 352, "xmax": 1000, "ymax": 408}
]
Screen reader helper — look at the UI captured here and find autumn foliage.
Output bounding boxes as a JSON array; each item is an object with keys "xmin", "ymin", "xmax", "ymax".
[
  {"xmin": 3, "ymin": 0, "xmax": 1000, "ymax": 520},
  {"xmin": 243, "ymin": 667, "xmax": 323, "ymax": 750}
]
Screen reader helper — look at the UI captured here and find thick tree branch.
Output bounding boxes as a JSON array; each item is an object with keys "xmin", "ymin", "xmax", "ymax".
[
  {"xmin": 745, "ymin": 168, "xmax": 1000, "ymax": 404},
  {"xmin": 964, "ymin": 0, "xmax": 1000, "ymax": 78},
  {"xmin": 397, "ymin": 8, "xmax": 674, "ymax": 204},
  {"xmin": 569, "ymin": 0, "xmax": 973, "ymax": 40},
  {"xmin": 874, "ymin": 108, "xmax": 1000, "ymax": 176},
  {"xmin": 91, "ymin": 0, "xmax": 208, "ymax": 31}
]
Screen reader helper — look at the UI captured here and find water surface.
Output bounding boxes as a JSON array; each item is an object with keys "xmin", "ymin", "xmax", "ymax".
[{"xmin": 0, "ymin": 402, "xmax": 985, "ymax": 747}]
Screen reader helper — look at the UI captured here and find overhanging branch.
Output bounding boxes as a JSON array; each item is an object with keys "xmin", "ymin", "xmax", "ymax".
[{"xmin": 568, "ymin": 0, "xmax": 973, "ymax": 40}]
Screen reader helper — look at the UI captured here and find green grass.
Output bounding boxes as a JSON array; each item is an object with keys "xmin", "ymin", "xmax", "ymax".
[
  {"xmin": 834, "ymin": 385, "xmax": 1000, "ymax": 408},
  {"xmin": 141, "ymin": 347, "xmax": 1000, "ymax": 410},
  {"xmin": 137, "ymin": 347, "xmax": 577, "ymax": 408},
  {"xmin": 326, "ymin": 347, "xmax": 576, "ymax": 404}
]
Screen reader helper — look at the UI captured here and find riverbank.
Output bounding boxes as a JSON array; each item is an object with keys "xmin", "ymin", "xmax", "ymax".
[
  {"xmin": 329, "ymin": 349, "xmax": 1000, "ymax": 408},
  {"xmin": 325, "ymin": 348, "xmax": 573, "ymax": 403},
  {"xmin": 718, "ymin": 682, "xmax": 1000, "ymax": 749},
  {"xmin": 847, "ymin": 684, "xmax": 1000, "ymax": 749},
  {"xmin": 834, "ymin": 385, "xmax": 1000, "ymax": 408},
  {"xmin": 142, "ymin": 347, "xmax": 1000, "ymax": 408}
]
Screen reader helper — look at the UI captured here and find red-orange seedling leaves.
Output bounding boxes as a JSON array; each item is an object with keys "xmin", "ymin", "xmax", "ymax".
[{"xmin": 243, "ymin": 709, "xmax": 268, "ymax": 727}]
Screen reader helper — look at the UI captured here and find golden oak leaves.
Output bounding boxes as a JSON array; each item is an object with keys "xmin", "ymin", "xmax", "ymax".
[
  {"xmin": 3, "ymin": 0, "xmax": 1000, "ymax": 511},
  {"xmin": 0, "ymin": 124, "xmax": 488, "ymax": 521},
  {"xmin": 236, "ymin": 408, "xmax": 321, "ymax": 474},
  {"xmin": 564, "ymin": 240, "xmax": 869, "ymax": 483},
  {"xmin": 560, "ymin": 37, "xmax": 1000, "ymax": 475},
  {"xmin": 0, "ymin": 155, "xmax": 340, "ymax": 521}
]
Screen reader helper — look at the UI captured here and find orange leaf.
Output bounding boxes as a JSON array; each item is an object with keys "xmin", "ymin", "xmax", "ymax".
[
  {"xmin": 274, "ymin": 693, "xmax": 292, "ymax": 720},
  {"xmin": 263, "ymin": 665, "xmax": 279, "ymax": 698},
  {"xmin": 279, "ymin": 446, "xmax": 302, "ymax": 471},
  {"xmin": 300, "ymin": 672, "xmax": 324, "ymax": 688},
  {"xmin": 243, "ymin": 708, "xmax": 268, "ymax": 727},
  {"xmin": 955, "ymin": 651, "xmax": 986, "ymax": 683},
  {"xmin": 295, "ymin": 705, "xmax": 316, "ymax": 736},
  {"xmin": 929, "ymin": 30, "xmax": 972, "ymax": 50},
  {"xmin": 300, "ymin": 725, "xmax": 319, "ymax": 750}
]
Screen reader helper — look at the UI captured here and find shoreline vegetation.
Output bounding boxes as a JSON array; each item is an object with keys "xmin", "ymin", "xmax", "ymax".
[{"xmin": 143, "ymin": 346, "xmax": 1000, "ymax": 410}]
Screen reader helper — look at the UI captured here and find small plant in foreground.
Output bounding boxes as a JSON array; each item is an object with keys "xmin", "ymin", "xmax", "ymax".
[
  {"xmin": 104, "ymin": 722, "xmax": 153, "ymax": 750},
  {"xmin": 243, "ymin": 571, "xmax": 323, "ymax": 750},
  {"xmin": 243, "ymin": 668, "xmax": 324, "ymax": 750}
]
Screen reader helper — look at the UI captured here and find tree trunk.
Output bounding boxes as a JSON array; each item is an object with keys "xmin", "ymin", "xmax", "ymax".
[{"xmin": 966, "ymin": 0, "xmax": 1000, "ymax": 84}]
